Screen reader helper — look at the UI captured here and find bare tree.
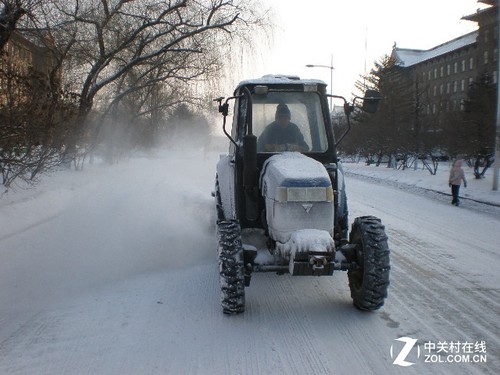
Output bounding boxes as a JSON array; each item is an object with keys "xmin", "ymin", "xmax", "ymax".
[
  {"xmin": 1, "ymin": 0, "xmax": 270, "ymax": 183},
  {"xmin": 0, "ymin": 56, "xmax": 78, "ymax": 187},
  {"xmin": 1, "ymin": 0, "xmax": 25, "ymax": 49},
  {"xmin": 34, "ymin": 0, "xmax": 269, "ymax": 167},
  {"xmin": 0, "ymin": 1, "xmax": 83, "ymax": 187}
]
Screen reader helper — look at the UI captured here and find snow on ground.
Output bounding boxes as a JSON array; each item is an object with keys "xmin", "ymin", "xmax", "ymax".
[
  {"xmin": 342, "ymin": 160, "xmax": 500, "ymax": 207},
  {"xmin": 0, "ymin": 148, "xmax": 499, "ymax": 375}
]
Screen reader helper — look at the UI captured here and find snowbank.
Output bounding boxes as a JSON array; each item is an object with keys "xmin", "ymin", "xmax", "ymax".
[{"xmin": 342, "ymin": 161, "xmax": 500, "ymax": 207}]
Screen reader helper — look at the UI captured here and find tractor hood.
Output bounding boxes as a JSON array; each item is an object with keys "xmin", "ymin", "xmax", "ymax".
[
  {"xmin": 259, "ymin": 152, "xmax": 334, "ymax": 244},
  {"xmin": 260, "ymin": 152, "xmax": 332, "ymax": 201}
]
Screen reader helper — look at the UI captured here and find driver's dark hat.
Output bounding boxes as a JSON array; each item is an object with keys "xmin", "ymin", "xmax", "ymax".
[{"xmin": 276, "ymin": 103, "xmax": 291, "ymax": 117}]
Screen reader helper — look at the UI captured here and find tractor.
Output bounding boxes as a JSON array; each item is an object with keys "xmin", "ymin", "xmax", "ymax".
[{"xmin": 213, "ymin": 75, "xmax": 389, "ymax": 314}]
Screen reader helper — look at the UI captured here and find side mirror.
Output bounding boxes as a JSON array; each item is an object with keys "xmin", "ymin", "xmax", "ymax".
[{"xmin": 362, "ymin": 90, "xmax": 381, "ymax": 113}]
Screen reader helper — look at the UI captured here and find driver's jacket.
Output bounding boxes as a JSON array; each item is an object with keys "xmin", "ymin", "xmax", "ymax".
[{"xmin": 257, "ymin": 121, "xmax": 309, "ymax": 152}]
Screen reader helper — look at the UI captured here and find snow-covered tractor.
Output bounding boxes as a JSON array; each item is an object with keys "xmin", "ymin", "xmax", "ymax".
[{"xmin": 213, "ymin": 75, "xmax": 389, "ymax": 314}]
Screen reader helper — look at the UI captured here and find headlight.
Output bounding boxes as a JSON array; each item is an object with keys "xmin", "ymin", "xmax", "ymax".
[{"xmin": 275, "ymin": 186, "xmax": 333, "ymax": 202}]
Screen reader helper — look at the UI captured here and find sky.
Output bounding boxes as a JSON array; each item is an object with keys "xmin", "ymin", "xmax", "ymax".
[{"xmin": 240, "ymin": 0, "xmax": 487, "ymax": 100}]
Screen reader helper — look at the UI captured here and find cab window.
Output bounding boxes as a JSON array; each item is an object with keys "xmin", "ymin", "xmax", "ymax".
[{"xmin": 252, "ymin": 92, "xmax": 328, "ymax": 153}]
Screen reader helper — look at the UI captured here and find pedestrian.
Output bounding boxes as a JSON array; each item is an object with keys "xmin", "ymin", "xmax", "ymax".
[{"xmin": 449, "ymin": 159, "xmax": 467, "ymax": 206}]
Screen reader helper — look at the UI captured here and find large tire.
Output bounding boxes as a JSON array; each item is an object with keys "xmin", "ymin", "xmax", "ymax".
[
  {"xmin": 217, "ymin": 219, "xmax": 245, "ymax": 314},
  {"xmin": 348, "ymin": 216, "xmax": 390, "ymax": 311}
]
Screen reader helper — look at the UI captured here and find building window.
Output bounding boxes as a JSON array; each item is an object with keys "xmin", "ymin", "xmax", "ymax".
[
  {"xmin": 453, "ymin": 81, "xmax": 457, "ymax": 92},
  {"xmin": 440, "ymin": 66, "xmax": 444, "ymax": 77},
  {"xmin": 428, "ymin": 70, "xmax": 431, "ymax": 80},
  {"xmin": 434, "ymin": 68, "xmax": 437, "ymax": 79},
  {"xmin": 468, "ymin": 77, "xmax": 473, "ymax": 87},
  {"xmin": 469, "ymin": 57, "xmax": 474, "ymax": 70},
  {"xmin": 447, "ymin": 64, "xmax": 451, "ymax": 75},
  {"xmin": 446, "ymin": 82, "xmax": 451, "ymax": 94},
  {"xmin": 461, "ymin": 59, "xmax": 466, "ymax": 72},
  {"xmin": 440, "ymin": 83, "xmax": 444, "ymax": 94},
  {"xmin": 461, "ymin": 79, "xmax": 465, "ymax": 92},
  {"xmin": 454, "ymin": 62, "xmax": 458, "ymax": 73},
  {"xmin": 433, "ymin": 85, "xmax": 437, "ymax": 96},
  {"xmin": 484, "ymin": 51, "xmax": 489, "ymax": 64}
]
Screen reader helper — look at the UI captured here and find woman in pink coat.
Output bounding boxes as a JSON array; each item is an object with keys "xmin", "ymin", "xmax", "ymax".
[{"xmin": 449, "ymin": 159, "xmax": 467, "ymax": 206}]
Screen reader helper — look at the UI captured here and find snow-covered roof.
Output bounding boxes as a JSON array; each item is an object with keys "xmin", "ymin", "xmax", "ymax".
[
  {"xmin": 392, "ymin": 31, "xmax": 478, "ymax": 67},
  {"xmin": 462, "ymin": 1, "xmax": 498, "ymax": 21},
  {"xmin": 237, "ymin": 74, "xmax": 326, "ymax": 88}
]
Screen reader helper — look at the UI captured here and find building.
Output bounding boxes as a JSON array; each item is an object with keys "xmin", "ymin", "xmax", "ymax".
[
  {"xmin": 0, "ymin": 30, "xmax": 60, "ymax": 106},
  {"xmin": 463, "ymin": 0, "xmax": 499, "ymax": 82},
  {"xmin": 1, "ymin": 30, "xmax": 64, "ymax": 152},
  {"xmin": 390, "ymin": 0, "xmax": 498, "ymax": 123}
]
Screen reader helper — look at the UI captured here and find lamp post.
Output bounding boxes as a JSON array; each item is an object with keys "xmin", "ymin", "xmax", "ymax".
[
  {"xmin": 493, "ymin": 8, "xmax": 500, "ymax": 191},
  {"xmin": 306, "ymin": 54, "xmax": 335, "ymax": 111}
]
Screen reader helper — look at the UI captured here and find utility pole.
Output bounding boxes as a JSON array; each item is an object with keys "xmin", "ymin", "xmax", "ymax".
[{"xmin": 493, "ymin": 8, "xmax": 500, "ymax": 191}]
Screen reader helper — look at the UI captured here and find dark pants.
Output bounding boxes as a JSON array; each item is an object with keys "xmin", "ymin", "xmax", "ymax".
[{"xmin": 451, "ymin": 184, "xmax": 460, "ymax": 205}]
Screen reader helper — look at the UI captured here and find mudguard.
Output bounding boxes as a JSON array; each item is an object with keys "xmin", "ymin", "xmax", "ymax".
[{"xmin": 216, "ymin": 155, "xmax": 237, "ymax": 220}]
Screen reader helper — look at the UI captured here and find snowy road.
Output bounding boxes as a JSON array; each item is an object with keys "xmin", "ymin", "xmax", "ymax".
[{"xmin": 0, "ymin": 151, "xmax": 498, "ymax": 374}]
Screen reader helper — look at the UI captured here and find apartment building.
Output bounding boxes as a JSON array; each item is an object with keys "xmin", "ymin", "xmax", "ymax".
[
  {"xmin": 390, "ymin": 0, "xmax": 498, "ymax": 119},
  {"xmin": 0, "ymin": 30, "xmax": 59, "ymax": 105}
]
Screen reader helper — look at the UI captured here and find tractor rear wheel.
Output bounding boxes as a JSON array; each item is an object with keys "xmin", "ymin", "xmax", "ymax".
[
  {"xmin": 348, "ymin": 216, "xmax": 390, "ymax": 311},
  {"xmin": 217, "ymin": 219, "xmax": 245, "ymax": 314}
]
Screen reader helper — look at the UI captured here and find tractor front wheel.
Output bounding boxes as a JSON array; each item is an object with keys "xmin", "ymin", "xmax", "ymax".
[
  {"xmin": 347, "ymin": 216, "xmax": 390, "ymax": 311},
  {"xmin": 217, "ymin": 219, "xmax": 245, "ymax": 314}
]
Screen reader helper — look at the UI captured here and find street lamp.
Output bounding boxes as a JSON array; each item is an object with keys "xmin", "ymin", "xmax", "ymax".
[{"xmin": 306, "ymin": 54, "xmax": 335, "ymax": 111}]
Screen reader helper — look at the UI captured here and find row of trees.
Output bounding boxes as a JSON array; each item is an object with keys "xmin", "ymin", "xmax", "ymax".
[
  {"xmin": 1, "ymin": 0, "xmax": 269, "ymax": 187},
  {"xmin": 339, "ymin": 55, "xmax": 497, "ymax": 175}
]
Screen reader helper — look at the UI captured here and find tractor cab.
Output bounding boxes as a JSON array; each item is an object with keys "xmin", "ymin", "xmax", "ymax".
[{"xmin": 222, "ymin": 75, "xmax": 337, "ymax": 169}]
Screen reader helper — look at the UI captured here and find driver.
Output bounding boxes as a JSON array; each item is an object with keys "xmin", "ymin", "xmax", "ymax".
[{"xmin": 257, "ymin": 104, "xmax": 309, "ymax": 152}]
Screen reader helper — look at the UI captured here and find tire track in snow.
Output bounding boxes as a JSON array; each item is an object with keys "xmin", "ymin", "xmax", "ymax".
[
  {"xmin": 0, "ymin": 213, "xmax": 63, "ymax": 242},
  {"xmin": 243, "ymin": 274, "xmax": 334, "ymax": 375},
  {"xmin": 386, "ymin": 228, "xmax": 499, "ymax": 375},
  {"xmin": 345, "ymin": 171, "xmax": 500, "ymax": 218},
  {"xmin": 346, "ymin": 176, "xmax": 499, "ymax": 374},
  {"xmin": 389, "ymin": 228, "xmax": 500, "ymax": 336},
  {"xmin": 244, "ymin": 272, "xmax": 407, "ymax": 375}
]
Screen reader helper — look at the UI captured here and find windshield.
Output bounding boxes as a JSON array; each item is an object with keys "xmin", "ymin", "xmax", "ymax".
[{"xmin": 252, "ymin": 92, "xmax": 328, "ymax": 153}]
